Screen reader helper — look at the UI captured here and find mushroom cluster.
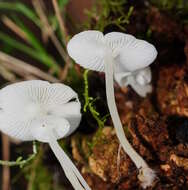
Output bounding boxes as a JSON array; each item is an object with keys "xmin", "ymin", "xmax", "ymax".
[
  {"xmin": 67, "ymin": 30, "xmax": 157, "ymax": 188},
  {"xmin": 0, "ymin": 80, "xmax": 91, "ymax": 190}
]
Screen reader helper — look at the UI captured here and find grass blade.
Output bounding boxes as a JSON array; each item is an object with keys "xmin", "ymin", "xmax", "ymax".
[
  {"xmin": 0, "ymin": 31, "xmax": 60, "ymax": 73},
  {"xmin": 0, "ymin": 2, "xmax": 41, "ymax": 27}
]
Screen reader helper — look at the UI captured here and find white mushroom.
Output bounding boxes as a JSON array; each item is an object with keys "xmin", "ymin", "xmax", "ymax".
[
  {"xmin": 67, "ymin": 31, "xmax": 157, "ymax": 188},
  {"xmin": 114, "ymin": 67, "xmax": 152, "ymax": 97},
  {"xmin": 0, "ymin": 80, "xmax": 91, "ymax": 190}
]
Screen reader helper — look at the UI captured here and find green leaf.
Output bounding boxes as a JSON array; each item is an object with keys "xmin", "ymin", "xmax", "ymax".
[
  {"xmin": 16, "ymin": 157, "xmax": 23, "ymax": 162},
  {"xmin": 0, "ymin": 141, "xmax": 37, "ymax": 167},
  {"xmin": 0, "ymin": 2, "xmax": 41, "ymax": 27},
  {"xmin": 58, "ymin": 0, "xmax": 69, "ymax": 9},
  {"xmin": 11, "ymin": 15, "xmax": 46, "ymax": 53},
  {"xmin": 0, "ymin": 31, "xmax": 60, "ymax": 73}
]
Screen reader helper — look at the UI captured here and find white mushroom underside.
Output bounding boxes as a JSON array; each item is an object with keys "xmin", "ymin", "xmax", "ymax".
[
  {"xmin": 0, "ymin": 80, "xmax": 81, "ymax": 141},
  {"xmin": 0, "ymin": 80, "xmax": 91, "ymax": 190}
]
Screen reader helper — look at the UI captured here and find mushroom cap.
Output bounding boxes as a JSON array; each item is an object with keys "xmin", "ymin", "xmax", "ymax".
[
  {"xmin": 114, "ymin": 67, "xmax": 152, "ymax": 97},
  {"xmin": 0, "ymin": 80, "xmax": 81, "ymax": 142},
  {"xmin": 115, "ymin": 67, "xmax": 152, "ymax": 86},
  {"xmin": 67, "ymin": 30, "xmax": 157, "ymax": 72},
  {"xmin": 135, "ymin": 67, "xmax": 152, "ymax": 86}
]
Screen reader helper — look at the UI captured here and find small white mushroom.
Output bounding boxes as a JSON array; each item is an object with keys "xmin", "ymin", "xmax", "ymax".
[
  {"xmin": 0, "ymin": 80, "xmax": 91, "ymax": 190},
  {"xmin": 114, "ymin": 67, "xmax": 152, "ymax": 97},
  {"xmin": 67, "ymin": 31, "xmax": 157, "ymax": 188}
]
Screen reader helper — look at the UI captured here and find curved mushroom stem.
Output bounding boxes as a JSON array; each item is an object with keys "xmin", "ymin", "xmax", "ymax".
[
  {"xmin": 104, "ymin": 54, "xmax": 156, "ymax": 188},
  {"xmin": 48, "ymin": 134, "xmax": 91, "ymax": 190}
]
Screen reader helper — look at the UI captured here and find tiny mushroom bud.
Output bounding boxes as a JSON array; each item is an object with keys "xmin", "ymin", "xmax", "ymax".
[
  {"xmin": 67, "ymin": 30, "xmax": 157, "ymax": 188},
  {"xmin": 0, "ymin": 80, "xmax": 91, "ymax": 190},
  {"xmin": 114, "ymin": 67, "xmax": 152, "ymax": 97}
]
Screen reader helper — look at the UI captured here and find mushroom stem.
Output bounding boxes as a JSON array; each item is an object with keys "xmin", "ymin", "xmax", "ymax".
[
  {"xmin": 48, "ymin": 136, "xmax": 91, "ymax": 190},
  {"xmin": 104, "ymin": 54, "xmax": 156, "ymax": 188}
]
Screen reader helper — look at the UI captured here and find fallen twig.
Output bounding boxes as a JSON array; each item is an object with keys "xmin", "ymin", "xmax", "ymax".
[
  {"xmin": 0, "ymin": 51, "xmax": 59, "ymax": 82},
  {"xmin": 32, "ymin": 0, "xmax": 67, "ymax": 62},
  {"xmin": 1, "ymin": 16, "xmax": 28, "ymax": 43},
  {"xmin": 32, "ymin": 0, "xmax": 72, "ymax": 81},
  {"xmin": 2, "ymin": 133, "xmax": 10, "ymax": 190},
  {"xmin": 51, "ymin": 0, "xmax": 73, "ymax": 81},
  {"xmin": 52, "ymin": 0, "xmax": 68, "ymax": 44},
  {"xmin": 0, "ymin": 64, "xmax": 16, "ymax": 82}
]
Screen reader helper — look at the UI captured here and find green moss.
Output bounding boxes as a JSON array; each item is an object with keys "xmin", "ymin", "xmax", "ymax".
[
  {"xmin": 84, "ymin": 0, "xmax": 134, "ymax": 31},
  {"xmin": 83, "ymin": 70, "xmax": 109, "ymax": 150},
  {"xmin": 151, "ymin": 0, "xmax": 188, "ymax": 10},
  {"xmin": 0, "ymin": 141, "xmax": 37, "ymax": 168},
  {"xmin": 150, "ymin": 0, "xmax": 188, "ymax": 23}
]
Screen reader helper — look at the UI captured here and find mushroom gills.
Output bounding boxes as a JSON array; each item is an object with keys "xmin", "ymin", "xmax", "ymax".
[{"xmin": 48, "ymin": 135, "xmax": 91, "ymax": 190}]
